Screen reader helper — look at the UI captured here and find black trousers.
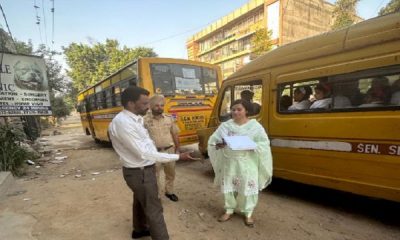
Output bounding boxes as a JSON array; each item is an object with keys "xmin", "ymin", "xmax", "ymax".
[{"xmin": 123, "ymin": 165, "xmax": 169, "ymax": 240}]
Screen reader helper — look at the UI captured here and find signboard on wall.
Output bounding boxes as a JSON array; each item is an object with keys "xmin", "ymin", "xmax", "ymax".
[{"xmin": 0, "ymin": 53, "xmax": 52, "ymax": 116}]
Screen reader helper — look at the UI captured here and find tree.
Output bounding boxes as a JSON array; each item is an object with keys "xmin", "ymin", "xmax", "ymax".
[
  {"xmin": 0, "ymin": 28, "xmax": 33, "ymax": 54},
  {"xmin": 34, "ymin": 44, "xmax": 68, "ymax": 93},
  {"xmin": 379, "ymin": 0, "xmax": 400, "ymax": 16},
  {"xmin": 331, "ymin": 0, "xmax": 360, "ymax": 30},
  {"xmin": 63, "ymin": 39, "xmax": 157, "ymax": 91},
  {"xmin": 250, "ymin": 28, "xmax": 273, "ymax": 59},
  {"xmin": 51, "ymin": 96, "xmax": 71, "ymax": 118}
]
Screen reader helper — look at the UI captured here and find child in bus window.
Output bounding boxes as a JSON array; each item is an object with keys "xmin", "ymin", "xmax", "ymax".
[
  {"xmin": 366, "ymin": 77, "xmax": 391, "ymax": 104},
  {"xmin": 288, "ymin": 86, "xmax": 312, "ymax": 110},
  {"xmin": 280, "ymin": 95, "xmax": 292, "ymax": 111},
  {"xmin": 332, "ymin": 84, "xmax": 351, "ymax": 109},
  {"xmin": 310, "ymin": 84, "xmax": 332, "ymax": 109},
  {"xmin": 240, "ymin": 90, "xmax": 261, "ymax": 116},
  {"xmin": 359, "ymin": 92, "xmax": 385, "ymax": 108},
  {"xmin": 390, "ymin": 79, "xmax": 400, "ymax": 105}
]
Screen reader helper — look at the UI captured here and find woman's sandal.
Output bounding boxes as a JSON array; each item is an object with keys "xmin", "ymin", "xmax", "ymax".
[
  {"xmin": 218, "ymin": 213, "xmax": 232, "ymax": 222},
  {"xmin": 244, "ymin": 217, "xmax": 254, "ymax": 227}
]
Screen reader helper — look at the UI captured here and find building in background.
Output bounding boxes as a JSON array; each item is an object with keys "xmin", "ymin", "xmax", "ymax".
[{"xmin": 187, "ymin": 0, "xmax": 352, "ymax": 79}]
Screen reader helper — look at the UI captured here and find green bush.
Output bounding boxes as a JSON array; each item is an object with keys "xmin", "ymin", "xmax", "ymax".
[{"xmin": 0, "ymin": 124, "xmax": 30, "ymax": 176}]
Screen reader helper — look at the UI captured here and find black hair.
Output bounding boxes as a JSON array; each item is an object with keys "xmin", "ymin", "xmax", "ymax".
[
  {"xmin": 294, "ymin": 86, "xmax": 312, "ymax": 101},
  {"xmin": 121, "ymin": 86, "xmax": 150, "ymax": 107},
  {"xmin": 280, "ymin": 95, "xmax": 292, "ymax": 111},
  {"xmin": 231, "ymin": 99, "xmax": 253, "ymax": 117},
  {"xmin": 240, "ymin": 90, "xmax": 254, "ymax": 100}
]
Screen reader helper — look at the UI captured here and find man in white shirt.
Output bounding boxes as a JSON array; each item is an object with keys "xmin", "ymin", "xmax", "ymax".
[{"xmin": 108, "ymin": 86, "xmax": 194, "ymax": 240}]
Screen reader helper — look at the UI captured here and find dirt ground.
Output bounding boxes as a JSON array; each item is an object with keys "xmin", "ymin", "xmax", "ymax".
[{"xmin": 0, "ymin": 113, "xmax": 399, "ymax": 240}]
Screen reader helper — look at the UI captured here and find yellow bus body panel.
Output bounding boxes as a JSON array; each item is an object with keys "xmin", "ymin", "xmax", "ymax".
[{"xmin": 198, "ymin": 13, "xmax": 400, "ymax": 202}]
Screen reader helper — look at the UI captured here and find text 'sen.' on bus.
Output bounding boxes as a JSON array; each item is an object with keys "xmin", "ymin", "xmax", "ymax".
[
  {"xmin": 77, "ymin": 57, "xmax": 222, "ymax": 145},
  {"xmin": 197, "ymin": 13, "xmax": 400, "ymax": 202}
]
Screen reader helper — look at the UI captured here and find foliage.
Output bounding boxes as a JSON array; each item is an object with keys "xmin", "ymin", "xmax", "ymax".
[
  {"xmin": 379, "ymin": 0, "xmax": 400, "ymax": 16},
  {"xmin": 51, "ymin": 95, "xmax": 72, "ymax": 118},
  {"xmin": 250, "ymin": 28, "xmax": 273, "ymax": 59},
  {"xmin": 63, "ymin": 39, "xmax": 157, "ymax": 91},
  {"xmin": 15, "ymin": 39, "xmax": 34, "ymax": 55},
  {"xmin": 34, "ymin": 44, "xmax": 68, "ymax": 93},
  {"xmin": 331, "ymin": 0, "xmax": 360, "ymax": 30},
  {"xmin": 0, "ymin": 124, "xmax": 30, "ymax": 176},
  {"xmin": 0, "ymin": 28, "xmax": 33, "ymax": 54}
]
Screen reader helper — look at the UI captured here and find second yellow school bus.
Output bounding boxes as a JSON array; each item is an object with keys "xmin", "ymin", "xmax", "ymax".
[
  {"xmin": 77, "ymin": 57, "xmax": 222, "ymax": 145},
  {"xmin": 198, "ymin": 13, "xmax": 400, "ymax": 202}
]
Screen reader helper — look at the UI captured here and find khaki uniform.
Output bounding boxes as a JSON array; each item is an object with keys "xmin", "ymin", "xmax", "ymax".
[{"xmin": 144, "ymin": 113, "xmax": 180, "ymax": 195}]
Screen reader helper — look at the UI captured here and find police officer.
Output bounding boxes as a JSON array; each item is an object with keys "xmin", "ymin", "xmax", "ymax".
[{"xmin": 144, "ymin": 95, "xmax": 180, "ymax": 202}]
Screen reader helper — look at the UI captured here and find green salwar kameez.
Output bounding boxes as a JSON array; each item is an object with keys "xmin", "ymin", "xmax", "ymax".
[{"xmin": 208, "ymin": 119, "xmax": 273, "ymax": 217}]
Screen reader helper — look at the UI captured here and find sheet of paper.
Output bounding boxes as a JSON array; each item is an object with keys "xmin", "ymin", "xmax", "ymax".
[{"xmin": 223, "ymin": 135, "xmax": 257, "ymax": 151}]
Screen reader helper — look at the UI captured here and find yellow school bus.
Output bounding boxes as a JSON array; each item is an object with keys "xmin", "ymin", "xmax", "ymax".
[
  {"xmin": 77, "ymin": 57, "xmax": 222, "ymax": 145},
  {"xmin": 198, "ymin": 13, "xmax": 400, "ymax": 202}
]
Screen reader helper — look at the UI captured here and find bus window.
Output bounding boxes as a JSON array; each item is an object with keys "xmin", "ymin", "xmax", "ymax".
[
  {"xmin": 120, "ymin": 80, "xmax": 130, "ymax": 93},
  {"xmin": 278, "ymin": 65, "xmax": 400, "ymax": 113},
  {"xmin": 202, "ymin": 68, "xmax": 218, "ymax": 94},
  {"xmin": 219, "ymin": 87, "xmax": 232, "ymax": 122},
  {"xmin": 150, "ymin": 63, "xmax": 219, "ymax": 95},
  {"xmin": 88, "ymin": 95, "xmax": 96, "ymax": 112},
  {"xmin": 96, "ymin": 92, "xmax": 104, "ymax": 110},
  {"xmin": 120, "ymin": 63, "xmax": 137, "ymax": 82},
  {"xmin": 151, "ymin": 64, "xmax": 174, "ymax": 95},
  {"xmin": 112, "ymin": 86, "xmax": 121, "ymax": 107},
  {"xmin": 234, "ymin": 80, "xmax": 262, "ymax": 116},
  {"xmin": 105, "ymin": 88, "xmax": 112, "ymax": 108}
]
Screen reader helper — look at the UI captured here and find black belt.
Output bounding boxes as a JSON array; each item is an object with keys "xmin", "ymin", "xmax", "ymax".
[
  {"xmin": 124, "ymin": 164, "xmax": 155, "ymax": 171},
  {"xmin": 157, "ymin": 145, "xmax": 173, "ymax": 151}
]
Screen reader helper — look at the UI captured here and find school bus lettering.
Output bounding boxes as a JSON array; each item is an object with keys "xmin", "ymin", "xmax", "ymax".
[
  {"xmin": 389, "ymin": 145, "xmax": 400, "ymax": 156},
  {"xmin": 356, "ymin": 143, "xmax": 380, "ymax": 154}
]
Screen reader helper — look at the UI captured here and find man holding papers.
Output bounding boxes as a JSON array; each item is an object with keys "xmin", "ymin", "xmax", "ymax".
[{"xmin": 208, "ymin": 99, "xmax": 273, "ymax": 228}]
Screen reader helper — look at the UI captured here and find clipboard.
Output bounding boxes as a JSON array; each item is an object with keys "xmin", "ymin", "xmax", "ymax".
[{"xmin": 223, "ymin": 135, "xmax": 257, "ymax": 150}]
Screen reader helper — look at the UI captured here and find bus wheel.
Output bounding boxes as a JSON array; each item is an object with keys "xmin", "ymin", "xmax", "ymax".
[{"xmin": 94, "ymin": 138, "xmax": 102, "ymax": 144}]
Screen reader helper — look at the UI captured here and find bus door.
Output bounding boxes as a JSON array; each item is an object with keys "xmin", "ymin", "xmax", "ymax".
[
  {"xmin": 197, "ymin": 76, "xmax": 267, "ymax": 154},
  {"xmin": 85, "ymin": 96, "xmax": 96, "ymax": 137}
]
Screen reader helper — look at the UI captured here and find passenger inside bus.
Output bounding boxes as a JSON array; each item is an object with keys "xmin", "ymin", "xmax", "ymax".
[
  {"xmin": 332, "ymin": 85, "xmax": 351, "ymax": 109},
  {"xmin": 390, "ymin": 79, "xmax": 400, "ymax": 105},
  {"xmin": 279, "ymin": 95, "xmax": 292, "ymax": 111},
  {"xmin": 359, "ymin": 91, "xmax": 386, "ymax": 108},
  {"xmin": 365, "ymin": 77, "xmax": 391, "ymax": 104},
  {"xmin": 288, "ymin": 86, "xmax": 312, "ymax": 110},
  {"xmin": 240, "ymin": 90, "xmax": 261, "ymax": 116},
  {"xmin": 310, "ymin": 84, "xmax": 332, "ymax": 109}
]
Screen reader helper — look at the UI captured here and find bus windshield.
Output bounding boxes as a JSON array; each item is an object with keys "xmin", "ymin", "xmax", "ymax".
[{"xmin": 150, "ymin": 63, "xmax": 218, "ymax": 95}]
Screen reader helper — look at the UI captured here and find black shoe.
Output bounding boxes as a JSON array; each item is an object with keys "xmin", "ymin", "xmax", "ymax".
[
  {"xmin": 165, "ymin": 193, "xmax": 179, "ymax": 202},
  {"xmin": 132, "ymin": 230, "xmax": 150, "ymax": 239}
]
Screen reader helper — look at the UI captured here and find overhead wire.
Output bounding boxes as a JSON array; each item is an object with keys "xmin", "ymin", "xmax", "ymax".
[
  {"xmin": 41, "ymin": 0, "xmax": 48, "ymax": 46},
  {"xmin": 34, "ymin": 0, "xmax": 43, "ymax": 45},
  {"xmin": 51, "ymin": 0, "xmax": 55, "ymax": 51}
]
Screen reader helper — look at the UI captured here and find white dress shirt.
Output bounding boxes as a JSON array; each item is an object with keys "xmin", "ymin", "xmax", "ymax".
[
  {"xmin": 109, "ymin": 109, "xmax": 179, "ymax": 168},
  {"xmin": 390, "ymin": 91, "xmax": 400, "ymax": 105},
  {"xmin": 310, "ymin": 98, "xmax": 332, "ymax": 109},
  {"xmin": 288, "ymin": 100, "xmax": 311, "ymax": 110}
]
